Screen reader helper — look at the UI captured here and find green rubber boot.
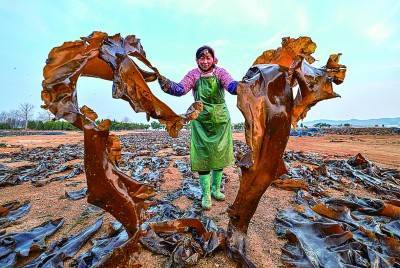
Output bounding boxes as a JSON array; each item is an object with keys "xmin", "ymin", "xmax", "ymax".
[
  {"xmin": 211, "ymin": 169, "xmax": 225, "ymax": 201},
  {"xmin": 199, "ymin": 173, "xmax": 212, "ymax": 210}
]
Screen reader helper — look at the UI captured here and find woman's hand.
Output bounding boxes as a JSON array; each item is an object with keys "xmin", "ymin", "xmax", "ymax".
[
  {"xmin": 151, "ymin": 67, "xmax": 169, "ymax": 91},
  {"xmin": 157, "ymin": 74, "xmax": 171, "ymax": 92}
]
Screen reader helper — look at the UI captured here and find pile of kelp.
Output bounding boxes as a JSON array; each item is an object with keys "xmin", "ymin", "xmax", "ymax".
[
  {"xmin": 290, "ymin": 128, "xmax": 320, "ymax": 137},
  {"xmin": 1, "ymin": 132, "xmax": 399, "ymax": 267},
  {"xmin": 0, "ymin": 216, "xmax": 104, "ymax": 267},
  {"xmin": 320, "ymin": 127, "xmax": 400, "ymax": 136},
  {"xmin": 271, "ymin": 147, "xmax": 400, "ymax": 267},
  {"xmin": 289, "ymin": 127, "xmax": 400, "ymax": 137},
  {"xmin": 0, "ymin": 131, "xmax": 224, "ymax": 267},
  {"xmin": 0, "ymin": 131, "xmax": 65, "ymax": 137},
  {"xmin": 0, "ymin": 144, "xmax": 84, "ymax": 187},
  {"xmin": 109, "ymin": 132, "xmax": 225, "ymax": 267}
]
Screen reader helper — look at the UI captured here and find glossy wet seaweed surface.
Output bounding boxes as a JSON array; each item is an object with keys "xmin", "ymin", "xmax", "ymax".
[{"xmin": 1, "ymin": 131, "xmax": 399, "ymax": 267}]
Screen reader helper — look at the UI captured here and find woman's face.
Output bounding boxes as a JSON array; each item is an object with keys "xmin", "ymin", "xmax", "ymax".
[{"xmin": 197, "ymin": 51, "xmax": 214, "ymax": 72}]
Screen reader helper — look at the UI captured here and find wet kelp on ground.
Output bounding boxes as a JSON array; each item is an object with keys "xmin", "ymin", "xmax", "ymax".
[
  {"xmin": 271, "ymin": 150, "xmax": 400, "ymax": 267},
  {"xmin": 0, "ymin": 144, "xmax": 83, "ymax": 187},
  {"xmin": 1, "ymin": 132, "xmax": 399, "ymax": 267}
]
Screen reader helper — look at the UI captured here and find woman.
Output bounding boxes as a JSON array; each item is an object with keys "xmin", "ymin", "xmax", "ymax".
[{"xmin": 157, "ymin": 46, "xmax": 238, "ymax": 209}]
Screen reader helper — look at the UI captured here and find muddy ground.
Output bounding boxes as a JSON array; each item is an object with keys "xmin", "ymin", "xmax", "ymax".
[{"xmin": 0, "ymin": 130, "xmax": 399, "ymax": 267}]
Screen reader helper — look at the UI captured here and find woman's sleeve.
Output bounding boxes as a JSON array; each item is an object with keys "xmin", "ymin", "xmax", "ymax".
[
  {"xmin": 216, "ymin": 67, "xmax": 238, "ymax": 95},
  {"xmin": 161, "ymin": 71, "xmax": 196, "ymax": 96}
]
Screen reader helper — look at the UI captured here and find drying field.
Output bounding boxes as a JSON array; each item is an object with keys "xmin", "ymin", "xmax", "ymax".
[{"xmin": 0, "ymin": 130, "xmax": 399, "ymax": 267}]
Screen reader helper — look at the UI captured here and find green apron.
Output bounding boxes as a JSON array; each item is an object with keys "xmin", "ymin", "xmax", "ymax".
[{"xmin": 190, "ymin": 76, "xmax": 234, "ymax": 172}]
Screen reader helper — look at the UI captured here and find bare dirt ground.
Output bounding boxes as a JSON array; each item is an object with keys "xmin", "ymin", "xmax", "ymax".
[{"xmin": 0, "ymin": 131, "xmax": 399, "ymax": 267}]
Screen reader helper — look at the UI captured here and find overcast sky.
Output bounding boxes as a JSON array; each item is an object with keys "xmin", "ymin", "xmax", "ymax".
[{"xmin": 1, "ymin": 0, "xmax": 399, "ymax": 123}]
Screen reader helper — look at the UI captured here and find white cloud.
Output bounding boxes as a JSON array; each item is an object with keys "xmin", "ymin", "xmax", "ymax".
[
  {"xmin": 206, "ymin": 39, "xmax": 230, "ymax": 49},
  {"xmin": 255, "ymin": 31, "xmax": 285, "ymax": 50},
  {"xmin": 296, "ymin": 7, "xmax": 309, "ymax": 33},
  {"xmin": 1, "ymin": 2, "xmax": 49, "ymax": 34},
  {"xmin": 393, "ymin": 41, "xmax": 400, "ymax": 49},
  {"xmin": 358, "ymin": 62, "xmax": 400, "ymax": 72},
  {"xmin": 365, "ymin": 22, "xmax": 394, "ymax": 44},
  {"xmin": 327, "ymin": 1, "xmax": 400, "ymax": 46},
  {"xmin": 122, "ymin": 0, "xmax": 271, "ymax": 26}
]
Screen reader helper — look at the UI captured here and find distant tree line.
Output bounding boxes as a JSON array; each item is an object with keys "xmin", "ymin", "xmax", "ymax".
[
  {"xmin": 108, "ymin": 120, "xmax": 150, "ymax": 130},
  {"xmin": 27, "ymin": 120, "xmax": 157, "ymax": 131},
  {"xmin": 2, "ymin": 119, "xmax": 154, "ymax": 131},
  {"xmin": 27, "ymin": 120, "xmax": 78, "ymax": 130},
  {"xmin": 0, "ymin": 103, "xmax": 34, "ymax": 130},
  {"xmin": 0, "ymin": 103, "xmax": 246, "ymax": 132},
  {"xmin": 232, "ymin": 122, "xmax": 245, "ymax": 131},
  {"xmin": 314, "ymin": 123, "xmax": 332, "ymax": 128},
  {"xmin": 0, "ymin": 103, "xmax": 159, "ymax": 131}
]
